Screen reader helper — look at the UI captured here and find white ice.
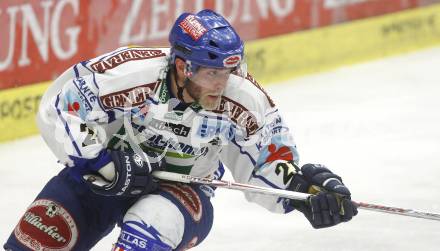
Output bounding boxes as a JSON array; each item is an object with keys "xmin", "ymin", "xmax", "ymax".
[{"xmin": 1, "ymin": 46, "xmax": 440, "ymax": 251}]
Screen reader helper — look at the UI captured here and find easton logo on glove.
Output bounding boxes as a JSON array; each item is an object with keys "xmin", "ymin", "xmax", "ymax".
[{"xmin": 83, "ymin": 150, "xmax": 162, "ymax": 197}]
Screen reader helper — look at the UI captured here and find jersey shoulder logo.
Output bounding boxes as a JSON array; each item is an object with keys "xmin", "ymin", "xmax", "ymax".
[
  {"xmin": 100, "ymin": 81, "xmax": 160, "ymax": 110},
  {"xmin": 91, "ymin": 48, "xmax": 166, "ymax": 73},
  {"xmin": 212, "ymin": 96, "xmax": 259, "ymax": 136}
]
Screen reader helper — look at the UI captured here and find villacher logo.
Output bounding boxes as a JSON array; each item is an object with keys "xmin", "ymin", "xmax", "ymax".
[{"xmin": 14, "ymin": 199, "xmax": 78, "ymax": 251}]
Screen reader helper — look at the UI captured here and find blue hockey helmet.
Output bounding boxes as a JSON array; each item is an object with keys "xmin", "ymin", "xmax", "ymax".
[{"xmin": 169, "ymin": 9, "xmax": 244, "ymax": 73}]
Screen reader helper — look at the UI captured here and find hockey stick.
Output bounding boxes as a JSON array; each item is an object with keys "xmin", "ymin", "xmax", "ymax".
[{"xmin": 152, "ymin": 171, "xmax": 440, "ymax": 222}]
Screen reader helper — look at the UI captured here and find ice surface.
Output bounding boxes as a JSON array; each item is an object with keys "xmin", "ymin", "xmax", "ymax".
[{"xmin": 2, "ymin": 46, "xmax": 440, "ymax": 250}]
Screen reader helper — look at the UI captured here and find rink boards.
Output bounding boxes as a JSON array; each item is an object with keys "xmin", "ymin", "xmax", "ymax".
[{"xmin": 246, "ymin": 3, "xmax": 440, "ymax": 84}]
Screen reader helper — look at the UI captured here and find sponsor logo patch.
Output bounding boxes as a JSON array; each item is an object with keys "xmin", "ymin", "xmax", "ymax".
[
  {"xmin": 260, "ymin": 114, "xmax": 289, "ymax": 145},
  {"xmin": 164, "ymin": 111, "xmax": 183, "ymax": 121},
  {"xmin": 161, "ymin": 183, "xmax": 202, "ymax": 222},
  {"xmin": 197, "ymin": 116, "xmax": 234, "ymax": 140},
  {"xmin": 223, "ymin": 55, "xmax": 241, "ymax": 67},
  {"xmin": 67, "ymin": 101, "xmax": 81, "ymax": 115},
  {"xmin": 72, "ymin": 77, "xmax": 98, "ymax": 113},
  {"xmin": 179, "ymin": 15, "xmax": 207, "ymax": 41},
  {"xmin": 91, "ymin": 49, "xmax": 166, "ymax": 73},
  {"xmin": 212, "ymin": 97, "xmax": 259, "ymax": 136},
  {"xmin": 14, "ymin": 199, "xmax": 78, "ymax": 251},
  {"xmin": 100, "ymin": 82, "xmax": 159, "ymax": 110},
  {"xmin": 118, "ymin": 229, "xmax": 148, "ymax": 249},
  {"xmin": 266, "ymin": 144, "xmax": 294, "ymax": 163},
  {"xmin": 150, "ymin": 118, "xmax": 190, "ymax": 137},
  {"xmin": 139, "ymin": 132, "xmax": 209, "ymax": 159}
]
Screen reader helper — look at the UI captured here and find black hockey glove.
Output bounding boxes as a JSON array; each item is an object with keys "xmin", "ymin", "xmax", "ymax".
[
  {"xmin": 83, "ymin": 150, "xmax": 163, "ymax": 197},
  {"xmin": 288, "ymin": 163, "xmax": 358, "ymax": 229}
]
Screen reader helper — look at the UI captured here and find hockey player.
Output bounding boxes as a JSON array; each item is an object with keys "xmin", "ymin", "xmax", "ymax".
[{"xmin": 4, "ymin": 9, "xmax": 357, "ymax": 251}]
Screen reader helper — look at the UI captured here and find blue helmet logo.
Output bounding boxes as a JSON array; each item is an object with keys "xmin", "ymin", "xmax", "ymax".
[{"xmin": 169, "ymin": 9, "xmax": 244, "ymax": 70}]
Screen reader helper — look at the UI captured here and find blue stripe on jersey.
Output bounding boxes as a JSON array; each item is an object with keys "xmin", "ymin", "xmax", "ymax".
[
  {"xmin": 147, "ymin": 97, "xmax": 160, "ymax": 105},
  {"xmin": 80, "ymin": 61, "xmax": 99, "ymax": 88},
  {"xmin": 55, "ymin": 94, "xmax": 82, "ymax": 157},
  {"xmin": 80, "ymin": 61, "xmax": 101, "ymax": 89},
  {"xmin": 73, "ymin": 63, "xmax": 80, "ymax": 77},
  {"xmin": 265, "ymin": 108, "xmax": 279, "ymax": 117},
  {"xmin": 251, "ymin": 172, "xmax": 282, "ymax": 189},
  {"xmin": 72, "ymin": 66, "xmax": 94, "ymax": 112},
  {"xmin": 214, "ymin": 161, "xmax": 225, "ymax": 180},
  {"xmin": 197, "ymin": 113, "xmax": 229, "ymax": 122},
  {"xmin": 107, "ymin": 111, "xmax": 116, "ymax": 123},
  {"xmin": 231, "ymin": 137, "xmax": 256, "ymax": 166}
]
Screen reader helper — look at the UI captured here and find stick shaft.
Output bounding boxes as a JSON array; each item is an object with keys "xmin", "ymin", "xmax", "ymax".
[
  {"xmin": 352, "ymin": 201, "xmax": 440, "ymax": 221},
  {"xmin": 152, "ymin": 171, "xmax": 440, "ymax": 222},
  {"xmin": 153, "ymin": 171, "xmax": 311, "ymax": 201}
]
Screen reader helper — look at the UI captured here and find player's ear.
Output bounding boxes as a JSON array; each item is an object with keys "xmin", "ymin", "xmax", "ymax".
[{"xmin": 174, "ymin": 58, "xmax": 186, "ymax": 79}]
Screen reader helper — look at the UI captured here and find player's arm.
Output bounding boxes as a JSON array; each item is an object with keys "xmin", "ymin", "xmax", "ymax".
[
  {"xmin": 37, "ymin": 51, "xmax": 160, "ymax": 197},
  {"xmin": 220, "ymin": 105, "xmax": 300, "ymax": 213},
  {"xmin": 221, "ymin": 89, "xmax": 357, "ymax": 227},
  {"xmin": 36, "ymin": 62, "xmax": 108, "ymax": 165}
]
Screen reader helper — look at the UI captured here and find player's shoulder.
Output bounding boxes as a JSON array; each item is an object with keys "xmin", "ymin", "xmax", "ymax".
[
  {"xmin": 215, "ymin": 73, "xmax": 276, "ymax": 136},
  {"xmin": 87, "ymin": 46, "xmax": 170, "ymax": 74},
  {"xmin": 82, "ymin": 46, "xmax": 169, "ymax": 95},
  {"xmin": 223, "ymin": 72, "xmax": 276, "ymax": 111}
]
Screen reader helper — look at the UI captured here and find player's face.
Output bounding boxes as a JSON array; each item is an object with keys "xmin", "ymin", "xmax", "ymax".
[{"xmin": 186, "ymin": 67, "xmax": 232, "ymax": 110}]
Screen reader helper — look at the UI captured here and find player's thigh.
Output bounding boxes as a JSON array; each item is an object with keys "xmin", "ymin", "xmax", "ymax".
[{"xmin": 121, "ymin": 183, "xmax": 214, "ymax": 250}]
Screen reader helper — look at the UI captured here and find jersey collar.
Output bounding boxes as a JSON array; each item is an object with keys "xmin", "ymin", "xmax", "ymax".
[{"xmin": 159, "ymin": 69, "xmax": 203, "ymax": 113}]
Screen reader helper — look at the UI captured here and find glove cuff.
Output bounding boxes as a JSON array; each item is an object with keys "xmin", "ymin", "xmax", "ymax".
[{"xmin": 287, "ymin": 173, "xmax": 310, "ymax": 194}]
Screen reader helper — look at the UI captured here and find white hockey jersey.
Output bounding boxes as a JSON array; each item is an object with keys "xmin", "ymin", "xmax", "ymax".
[{"xmin": 37, "ymin": 46, "xmax": 299, "ymax": 213}]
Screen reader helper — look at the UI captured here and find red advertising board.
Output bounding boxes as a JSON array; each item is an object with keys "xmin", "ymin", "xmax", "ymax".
[{"xmin": 1, "ymin": 0, "xmax": 439, "ymax": 89}]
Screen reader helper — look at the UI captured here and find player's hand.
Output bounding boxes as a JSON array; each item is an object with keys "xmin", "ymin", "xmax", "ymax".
[
  {"xmin": 287, "ymin": 163, "xmax": 358, "ymax": 228},
  {"xmin": 82, "ymin": 150, "xmax": 164, "ymax": 197}
]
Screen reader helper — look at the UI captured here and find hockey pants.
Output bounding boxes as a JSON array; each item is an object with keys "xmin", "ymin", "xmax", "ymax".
[{"xmin": 4, "ymin": 167, "xmax": 214, "ymax": 250}]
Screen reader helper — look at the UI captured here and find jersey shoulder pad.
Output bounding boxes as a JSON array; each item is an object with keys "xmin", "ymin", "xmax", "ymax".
[
  {"xmin": 224, "ymin": 73, "xmax": 275, "ymax": 109},
  {"xmin": 215, "ymin": 73, "xmax": 275, "ymax": 136},
  {"xmin": 87, "ymin": 46, "xmax": 169, "ymax": 74},
  {"xmin": 84, "ymin": 47, "xmax": 169, "ymax": 110}
]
